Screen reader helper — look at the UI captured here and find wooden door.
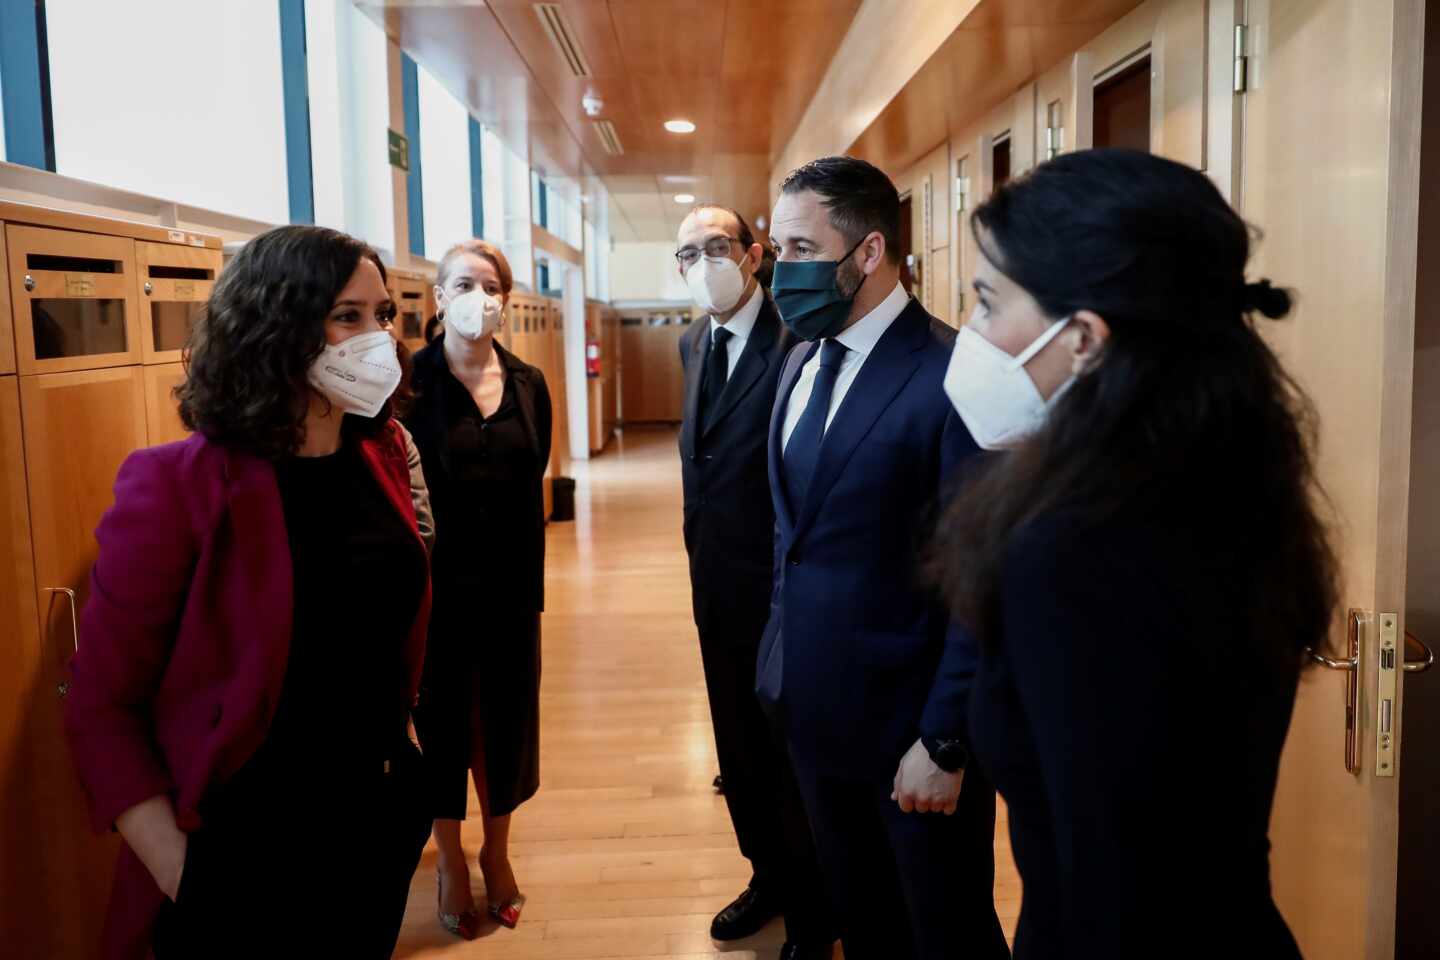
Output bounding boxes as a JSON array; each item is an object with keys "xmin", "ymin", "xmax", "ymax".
[
  {"xmin": 10, "ymin": 367, "xmax": 144, "ymax": 956},
  {"xmin": 7, "ymin": 225, "xmax": 141, "ymax": 375},
  {"xmin": 143, "ymin": 362, "xmax": 190, "ymax": 446},
  {"xmin": 1229, "ymin": 0, "xmax": 1423, "ymax": 955},
  {"xmin": 135, "ymin": 241, "xmax": 218, "ymax": 365}
]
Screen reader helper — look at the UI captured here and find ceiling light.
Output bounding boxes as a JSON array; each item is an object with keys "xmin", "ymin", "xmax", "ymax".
[
  {"xmin": 664, "ymin": 119, "xmax": 696, "ymax": 134},
  {"xmin": 674, "ymin": 193, "xmax": 696, "ymax": 204}
]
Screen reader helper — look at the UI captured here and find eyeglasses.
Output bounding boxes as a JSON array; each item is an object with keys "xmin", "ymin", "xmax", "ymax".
[{"xmin": 675, "ymin": 236, "xmax": 741, "ymax": 269}]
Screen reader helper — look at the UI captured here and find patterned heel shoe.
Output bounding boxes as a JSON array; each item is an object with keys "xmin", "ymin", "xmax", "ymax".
[
  {"xmin": 488, "ymin": 893, "xmax": 527, "ymax": 929},
  {"xmin": 436, "ymin": 871, "xmax": 480, "ymax": 940}
]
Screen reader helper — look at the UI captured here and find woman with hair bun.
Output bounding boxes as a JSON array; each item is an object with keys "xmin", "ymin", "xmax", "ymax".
[{"xmin": 933, "ymin": 149, "xmax": 1337, "ymax": 958}]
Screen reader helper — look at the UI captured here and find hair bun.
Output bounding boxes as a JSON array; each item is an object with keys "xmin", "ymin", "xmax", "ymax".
[{"xmin": 1241, "ymin": 279, "xmax": 1292, "ymax": 319}]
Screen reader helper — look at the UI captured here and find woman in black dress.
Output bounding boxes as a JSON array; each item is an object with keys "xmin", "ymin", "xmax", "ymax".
[
  {"xmin": 405, "ymin": 239, "xmax": 550, "ymax": 938},
  {"xmin": 933, "ymin": 150, "xmax": 1338, "ymax": 957}
]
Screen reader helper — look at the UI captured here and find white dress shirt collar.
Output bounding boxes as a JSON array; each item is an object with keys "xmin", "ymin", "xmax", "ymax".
[
  {"xmin": 834, "ymin": 281, "xmax": 910, "ymax": 357},
  {"xmin": 710, "ymin": 282, "xmax": 763, "ymax": 343}
]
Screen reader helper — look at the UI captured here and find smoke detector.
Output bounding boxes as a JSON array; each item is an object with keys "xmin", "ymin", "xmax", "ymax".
[{"xmin": 582, "ymin": 93, "xmax": 604, "ymax": 118}]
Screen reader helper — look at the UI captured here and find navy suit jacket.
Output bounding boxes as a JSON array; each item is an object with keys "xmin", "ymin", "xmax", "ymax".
[
  {"xmin": 678, "ymin": 294, "xmax": 796, "ymax": 639},
  {"xmin": 757, "ymin": 297, "xmax": 982, "ymax": 777}
]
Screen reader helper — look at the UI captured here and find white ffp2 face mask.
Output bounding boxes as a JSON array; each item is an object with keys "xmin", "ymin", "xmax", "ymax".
[
  {"xmin": 444, "ymin": 289, "xmax": 505, "ymax": 341},
  {"xmin": 686, "ymin": 255, "xmax": 746, "ymax": 315},
  {"xmin": 307, "ymin": 330, "xmax": 402, "ymax": 419},
  {"xmin": 943, "ymin": 319, "xmax": 1074, "ymax": 450}
]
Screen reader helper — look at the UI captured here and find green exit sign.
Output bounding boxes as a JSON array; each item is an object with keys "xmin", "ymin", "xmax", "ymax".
[{"xmin": 388, "ymin": 129, "xmax": 409, "ymax": 171}]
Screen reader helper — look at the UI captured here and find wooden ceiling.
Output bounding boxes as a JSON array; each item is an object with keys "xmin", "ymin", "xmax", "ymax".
[{"xmin": 362, "ymin": 0, "xmax": 858, "ymax": 242}]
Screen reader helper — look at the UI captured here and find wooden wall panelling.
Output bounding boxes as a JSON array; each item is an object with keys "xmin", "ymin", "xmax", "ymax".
[
  {"xmin": 1156, "ymin": 0, "xmax": 1207, "ymax": 168},
  {"xmin": 8, "ymin": 225, "xmax": 142, "ymax": 376},
  {"xmin": 143, "ymin": 362, "xmax": 190, "ymax": 447},
  {"xmin": 135, "ymin": 241, "xmax": 220, "ymax": 366}
]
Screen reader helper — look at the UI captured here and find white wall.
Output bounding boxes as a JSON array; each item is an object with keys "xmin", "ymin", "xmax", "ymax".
[{"xmin": 610, "ymin": 242, "xmax": 689, "ymax": 302}]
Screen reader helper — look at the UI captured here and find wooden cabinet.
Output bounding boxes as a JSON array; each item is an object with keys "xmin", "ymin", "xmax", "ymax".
[
  {"xmin": 7, "ymin": 224, "xmax": 142, "ymax": 376},
  {"xmin": 0, "ymin": 226, "xmax": 13, "ymax": 374},
  {"xmin": 4, "ymin": 370, "xmax": 137, "ymax": 957},
  {"xmin": 144, "ymin": 362, "xmax": 190, "ymax": 446},
  {"xmin": 135, "ymin": 241, "xmax": 219, "ymax": 365},
  {"xmin": 387, "ymin": 267, "xmax": 432, "ymax": 353}
]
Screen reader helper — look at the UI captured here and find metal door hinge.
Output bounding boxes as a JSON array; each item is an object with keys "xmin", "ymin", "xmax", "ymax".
[{"xmin": 1234, "ymin": 24, "xmax": 1249, "ymax": 94}]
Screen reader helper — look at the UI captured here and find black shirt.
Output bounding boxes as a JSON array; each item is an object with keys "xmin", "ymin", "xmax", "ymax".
[
  {"xmin": 432, "ymin": 371, "xmax": 539, "ymax": 604},
  {"xmin": 237, "ymin": 443, "xmax": 427, "ymax": 793}
]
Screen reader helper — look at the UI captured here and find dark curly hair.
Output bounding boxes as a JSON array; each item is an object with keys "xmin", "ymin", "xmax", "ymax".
[
  {"xmin": 931, "ymin": 149, "xmax": 1337, "ymax": 673},
  {"xmin": 177, "ymin": 225, "xmax": 405, "ymax": 459}
]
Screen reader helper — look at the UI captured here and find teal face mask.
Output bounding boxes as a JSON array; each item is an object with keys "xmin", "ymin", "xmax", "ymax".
[{"xmin": 771, "ymin": 237, "xmax": 868, "ymax": 340}]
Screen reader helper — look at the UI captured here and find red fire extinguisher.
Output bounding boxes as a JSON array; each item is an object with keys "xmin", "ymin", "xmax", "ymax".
[{"xmin": 586, "ymin": 339, "xmax": 601, "ymax": 378}]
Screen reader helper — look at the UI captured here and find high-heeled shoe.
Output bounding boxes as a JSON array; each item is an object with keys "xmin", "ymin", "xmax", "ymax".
[
  {"xmin": 436, "ymin": 870, "xmax": 480, "ymax": 940},
  {"xmin": 487, "ymin": 893, "xmax": 527, "ymax": 929},
  {"xmin": 479, "ymin": 847, "xmax": 526, "ymax": 929}
]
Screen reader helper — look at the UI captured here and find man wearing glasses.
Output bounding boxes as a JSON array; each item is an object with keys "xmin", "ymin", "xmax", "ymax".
[{"xmin": 675, "ymin": 205, "xmax": 831, "ymax": 960}]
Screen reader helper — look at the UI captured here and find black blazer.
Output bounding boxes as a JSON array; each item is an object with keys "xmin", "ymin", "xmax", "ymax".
[
  {"xmin": 678, "ymin": 292, "xmax": 795, "ymax": 638},
  {"xmin": 757, "ymin": 298, "xmax": 982, "ymax": 777},
  {"xmin": 974, "ymin": 508, "xmax": 1302, "ymax": 957},
  {"xmin": 405, "ymin": 334, "xmax": 552, "ymax": 611}
]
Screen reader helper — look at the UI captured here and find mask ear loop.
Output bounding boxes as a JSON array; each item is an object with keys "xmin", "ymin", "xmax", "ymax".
[
  {"xmin": 1006, "ymin": 315, "xmax": 1073, "ymax": 371},
  {"xmin": 838, "ymin": 234, "xmax": 873, "ymax": 299}
]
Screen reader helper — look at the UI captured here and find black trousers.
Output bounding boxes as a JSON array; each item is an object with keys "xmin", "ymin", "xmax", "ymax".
[
  {"xmin": 788, "ymin": 746, "xmax": 1009, "ymax": 960},
  {"xmin": 153, "ymin": 742, "xmax": 431, "ymax": 959},
  {"xmin": 697, "ymin": 613, "xmax": 831, "ymax": 943}
]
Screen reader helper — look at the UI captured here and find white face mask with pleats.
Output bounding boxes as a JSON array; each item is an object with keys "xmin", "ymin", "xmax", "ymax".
[
  {"xmin": 685, "ymin": 255, "xmax": 746, "ymax": 315},
  {"xmin": 943, "ymin": 318, "xmax": 1075, "ymax": 450},
  {"xmin": 307, "ymin": 330, "xmax": 402, "ymax": 419},
  {"xmin": 444, "ymin": 288, "xmax": 505, "ymax": 341}
]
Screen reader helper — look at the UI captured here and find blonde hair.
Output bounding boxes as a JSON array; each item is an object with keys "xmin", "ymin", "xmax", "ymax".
[{"xmin": 437, "ymin": 239, "xmax": 513, "ymax": 297}]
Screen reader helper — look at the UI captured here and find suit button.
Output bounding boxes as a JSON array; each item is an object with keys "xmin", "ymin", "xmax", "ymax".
[
  {"xmin": 688, "ymin": 454, "xmax": 697, "ymax": 462},
  {"xmin": 789, "ymin": 555, "xmax": 801, "ymax": 566},
  {"xmin": 699, "ymin": 498, "xmax": 708, "ymax": 506},
  {"xmin": 704, "ymin": 455, "xmax": 714, "ymax": 462}
]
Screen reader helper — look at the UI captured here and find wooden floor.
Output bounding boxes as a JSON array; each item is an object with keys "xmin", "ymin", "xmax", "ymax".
[{"xmin": 393, "ymin": 426, "xmax": 1021, "ymax": 959}]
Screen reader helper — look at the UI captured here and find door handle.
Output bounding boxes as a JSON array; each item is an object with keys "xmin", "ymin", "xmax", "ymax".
[
  {"xmin": 1405, "ymin": 630, "xmax": 1434, "ymax": 673},
  {"xmin": 1306, "ymin": 609, "xmax": 1364, "ymax": 774},
  {"xmin": 45, "ymin": 587, "xmax": 79, "ymax": 698}
]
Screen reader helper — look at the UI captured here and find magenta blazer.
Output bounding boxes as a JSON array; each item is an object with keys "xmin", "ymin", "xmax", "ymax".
[{"xmin": 64, "ymin": 422, "xmax": 431, "ymax": 960}]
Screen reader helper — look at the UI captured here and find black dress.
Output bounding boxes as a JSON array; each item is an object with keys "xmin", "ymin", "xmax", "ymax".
[
  {"xmin": 153, "ymin": 442, "xmax": 430, "ymax": 959},
  {"xmin": 968, "ymin": 506, "xmax": 1303, "ymax": 959},
  {"xmin": 406, "ymin": 337, "xmax": 551, "ymax": 820}
]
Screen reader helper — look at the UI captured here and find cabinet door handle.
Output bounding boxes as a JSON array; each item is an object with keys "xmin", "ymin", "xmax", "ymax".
[{"xmin": 45, "ymin": 587, "xmax": 79, "ymax": 698}]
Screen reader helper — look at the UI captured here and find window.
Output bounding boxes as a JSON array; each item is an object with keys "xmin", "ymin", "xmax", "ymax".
[
  {"xmin": 305, "ymin": 0, "xmax": 394, "ymax": 252},
  {"xmin": 479, "ymin": 128, "xmax": 502, "ymax": 244},
  {"xmin": 47, "ymin": 0, "xmax": 288, "ymax": 223},
  {"xmin": 417, "ymin": 63, "xmax": 472, "ymax": 259}
]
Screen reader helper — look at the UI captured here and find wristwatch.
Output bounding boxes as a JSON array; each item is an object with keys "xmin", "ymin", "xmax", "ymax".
[{"xmin": 921, "ymin": 736, "xmax": 968, "ymax": 773}]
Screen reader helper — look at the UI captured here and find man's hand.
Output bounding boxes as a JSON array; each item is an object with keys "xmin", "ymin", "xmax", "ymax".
[{"xmin": 892, "ymin": 738, "xmax": 963, "ymax": 815}]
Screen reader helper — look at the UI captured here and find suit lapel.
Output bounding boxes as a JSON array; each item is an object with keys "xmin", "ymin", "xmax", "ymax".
[
  {"xmin": 700, "ymin": 302, "xmax": 779, "ymax": 440},
  {"xmin": 792, "ymin": 302, "xmax": 928, "ymax": 541},
  {"xmin": 769, "ymin": 339, "xmax": 818, "ymax": 537},
  {"xmin": 680, "ymin": 323, "xmax": 709, "ymax": 456}
]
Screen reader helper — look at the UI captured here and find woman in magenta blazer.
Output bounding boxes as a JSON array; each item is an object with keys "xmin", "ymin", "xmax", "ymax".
[{"xmin": 65, "ymin": 226, "xmax": 433, "ymax": 960}]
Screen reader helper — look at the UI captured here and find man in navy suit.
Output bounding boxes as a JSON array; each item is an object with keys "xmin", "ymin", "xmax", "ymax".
[
  {"xmin": 759, "ymin": 156, "xmax": 1007, "ymax": 960},
  {"xmin": 675, "ymin": 205, "xmax": 831, "ymax": 960}
]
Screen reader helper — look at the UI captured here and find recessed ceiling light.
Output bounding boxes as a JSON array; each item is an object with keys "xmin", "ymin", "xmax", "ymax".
[
  {"xmin": 674, "ymin": 193, "xmax": 696, "ymax": 204},
  {"xmin": 664, "ymin": 119, "xmax": 696, "ymax": 134}
]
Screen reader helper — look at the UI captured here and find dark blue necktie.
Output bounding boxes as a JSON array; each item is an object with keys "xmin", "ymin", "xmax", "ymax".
[{"xmin": 783, "ymin": 338, "xmax": 848, "ymax": 514}]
